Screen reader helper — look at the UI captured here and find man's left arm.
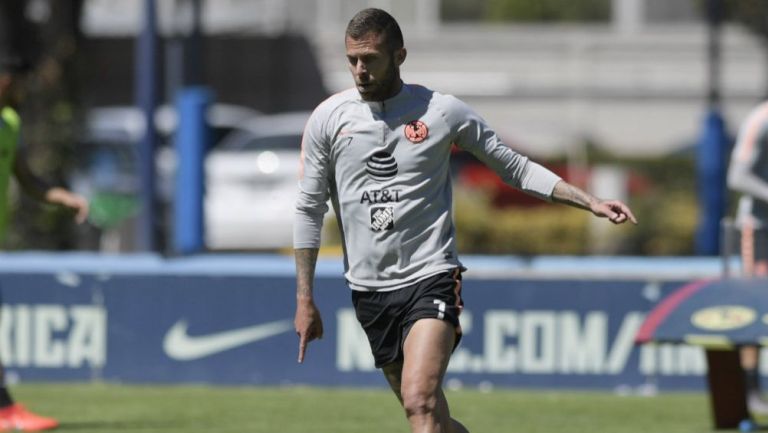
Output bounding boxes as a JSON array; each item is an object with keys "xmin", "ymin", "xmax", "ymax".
[
  {"xmin": 445, "ymin": 96, "xmax": 636, "ymax": 224},
  {"xmin": 551, "ymin": 180, "xmax": 637, "ymax": 225},
  {"xmin": 13, "ymin": 148, "xmax": 89, "ymax": 223}
]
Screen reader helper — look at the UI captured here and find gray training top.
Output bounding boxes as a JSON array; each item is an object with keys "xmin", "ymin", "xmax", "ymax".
[{"xmin": 294, "ymin": 84, "xmax": 562, "ymax": 291}]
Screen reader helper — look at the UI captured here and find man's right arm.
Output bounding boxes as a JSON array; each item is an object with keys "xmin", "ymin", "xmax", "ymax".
[
  {"xmin": 293, "ymin": 104, "xmax": 332, "ymax": 363},
  {"xmin": 294, "ymin": 247, "xmax": 323, "ymax": 363}
]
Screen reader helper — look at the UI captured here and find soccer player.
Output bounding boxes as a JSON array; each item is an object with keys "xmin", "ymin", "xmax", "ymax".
[
  {"xmin": 293, "ymin": 8, "xmax": 637, "ymax": 433},
  {"xmin": 0, "ymin": 56, "xmax": 89, "ymax": 431},
  {"xmin": 727, "ymin": 99, "xmax": 768, "ymax": 415}
]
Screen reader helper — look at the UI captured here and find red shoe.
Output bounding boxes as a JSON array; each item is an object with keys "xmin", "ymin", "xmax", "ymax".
[{"xmin": 0, "ymin": 404, "xmax": 58, "ymax": 431}]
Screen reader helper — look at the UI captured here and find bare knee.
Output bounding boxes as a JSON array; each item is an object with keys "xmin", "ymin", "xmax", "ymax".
[{"xmin": 401, "ymin": 385, "xmax": 439, "ymax": 419}]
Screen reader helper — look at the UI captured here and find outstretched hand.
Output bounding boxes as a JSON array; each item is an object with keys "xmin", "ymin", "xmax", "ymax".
[
  {"xmin": 591, "ymin": 199, "xmax": 637, "ymax": 225},
  {"xmin": 294, "ymin": 296, "xmax": 324, "ymax": 363}
]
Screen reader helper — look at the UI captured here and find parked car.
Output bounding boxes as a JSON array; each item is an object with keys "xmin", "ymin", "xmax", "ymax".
[
  {"xmin": 69, "ymin": 103, "xmax": 261, "ymax": 251},
  {"xmin": 205, "ymin": 111, "xmax": 332, "ymax": 251}
]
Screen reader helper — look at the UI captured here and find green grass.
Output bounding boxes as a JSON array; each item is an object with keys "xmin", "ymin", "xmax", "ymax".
[{"xmin": 8, "ymin": 383, "xmax": 728, "ymax": 432}]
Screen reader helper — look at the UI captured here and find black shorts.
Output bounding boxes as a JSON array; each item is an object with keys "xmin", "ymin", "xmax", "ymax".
[{"xmin": 351, "ymin": 269, "xmax": 463, "ymax": 368}]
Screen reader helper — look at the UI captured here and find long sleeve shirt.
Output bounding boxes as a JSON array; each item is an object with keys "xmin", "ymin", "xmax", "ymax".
[
  {"xmin": 728, "ymin": 101, "xmax": 768, "ymax": 226},
  {"xmin": 295, "ymin": 84, "xmax": 561, "ymax": 291}
]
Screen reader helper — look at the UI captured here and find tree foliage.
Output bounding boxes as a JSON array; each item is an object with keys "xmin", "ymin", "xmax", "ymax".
[
  {"xmin": 486, "ymin": 0, "xmax": 611, "ymax": 22},
  {"xmin": 442, "ymin": 0, "xmax": 611, "ymax": 22},
  {"xmin": 722, "ymin": 0, "xmax": 768, "ymax": 41}
]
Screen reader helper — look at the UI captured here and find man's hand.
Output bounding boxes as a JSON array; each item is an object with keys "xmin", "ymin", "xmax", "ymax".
[
  {"xmin": 590, "ymin": 199, "xmax": 637, "ymax": 225},
  {"xmin": 551, "ymin": 181, "xmax": 638, "ymax": 225},
  {"xmin": 46, "ymin": 187, "xmax": 89, "ymax": 224},
  {"xmin": 295, "ymin": 295, "xmax": 324, "ymax": 363}
]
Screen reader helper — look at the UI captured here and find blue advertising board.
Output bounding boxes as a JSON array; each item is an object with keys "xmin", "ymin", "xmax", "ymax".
[{"xmin": 0, "ymin": 253, "xmax": 729, "ymax": 390}]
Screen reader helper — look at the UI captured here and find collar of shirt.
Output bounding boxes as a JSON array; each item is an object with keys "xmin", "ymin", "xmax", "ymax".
[{"xmin": 362, "ymin": 83, "xmax": 411, "ymax": 113}]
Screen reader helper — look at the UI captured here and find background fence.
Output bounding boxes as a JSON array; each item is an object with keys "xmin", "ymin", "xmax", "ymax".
[{"xmin": 0, "ymin": 252, "xmax": 736, "ymax": 391}]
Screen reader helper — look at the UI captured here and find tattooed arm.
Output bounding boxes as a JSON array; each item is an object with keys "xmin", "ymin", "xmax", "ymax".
[
  {"xmin": 294, "ymin": 248, "xmax": 324, "ymax": 363},
  {"xmin": 551, "ymin": 180, "xmax": 637, "ymax": 225},
  {"xmin": 296, "ymin": 247, "xmax": 319, "ymax": 299}
]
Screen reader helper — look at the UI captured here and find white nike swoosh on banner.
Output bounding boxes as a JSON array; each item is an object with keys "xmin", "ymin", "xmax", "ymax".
[{"xmin": 163, "ymin": 319, "xmax": 293, "ymax": 361}]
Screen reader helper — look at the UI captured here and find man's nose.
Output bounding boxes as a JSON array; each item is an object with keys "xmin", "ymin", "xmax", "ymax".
[{"xmin": 354, "ymin": 61, "xmax": 367, "ymax": 76}]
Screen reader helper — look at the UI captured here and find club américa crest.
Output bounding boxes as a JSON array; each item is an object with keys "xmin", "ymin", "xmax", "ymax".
[{"xmin": 404, "ymin": 120, "xmax": 428, "ymax": 143}]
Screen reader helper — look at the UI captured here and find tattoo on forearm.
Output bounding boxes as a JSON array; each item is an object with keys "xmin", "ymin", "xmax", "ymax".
[
  {"xmin": 552, "ymin": 181, "xmax": 597, "ymax": 211},
  {"xmin": 295, "ymin": 248, "xmax": 319, "ymax": 297}
]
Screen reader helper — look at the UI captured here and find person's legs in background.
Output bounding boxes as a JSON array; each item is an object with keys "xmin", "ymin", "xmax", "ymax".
[
  {"xmin": 0, "ymin": 284, "xmax": 58, "ymax": 431},
  {"xmin": 740, "ymin": 222, "xmax": 768, "ymax": 414}
]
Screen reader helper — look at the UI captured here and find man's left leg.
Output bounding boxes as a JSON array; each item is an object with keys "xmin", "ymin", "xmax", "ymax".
[
  {"xmin": 382, "ymin": 359, "xmax": 467, "ymax": 433},
  {"xmin": 398, "ymin": 318, "xmax": 468, "ymax": 433}
]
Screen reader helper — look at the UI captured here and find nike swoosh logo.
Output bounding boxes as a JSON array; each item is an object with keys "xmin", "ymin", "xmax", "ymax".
[{"xmin": 163, "ymin": 319, "xmax": 293, "ymax": 361}]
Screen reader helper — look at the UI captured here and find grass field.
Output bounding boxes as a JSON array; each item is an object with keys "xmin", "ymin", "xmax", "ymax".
[{"xmin": 7, "ymin": 383, "xmax": 734, "ymax": 433}]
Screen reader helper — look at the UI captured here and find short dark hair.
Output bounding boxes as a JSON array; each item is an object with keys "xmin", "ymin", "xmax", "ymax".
[{"xmin": 346, "ymin": 8, "xmax": 404, "ymax": 51}]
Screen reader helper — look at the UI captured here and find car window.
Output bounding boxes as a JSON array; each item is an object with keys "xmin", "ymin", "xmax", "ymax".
[{"xmin": 226, "ymin": 134, "xmax": 303, "ymax": 151}]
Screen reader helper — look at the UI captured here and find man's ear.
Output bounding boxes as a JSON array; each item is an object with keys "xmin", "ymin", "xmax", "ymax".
[{"xmin": 395, "ymin": 48, "xmax": 407, "ymax": 66}]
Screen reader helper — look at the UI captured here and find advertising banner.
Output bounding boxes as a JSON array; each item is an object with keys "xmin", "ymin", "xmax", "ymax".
[{"xmin": 0, "ymin": 268, "xmax": 712, "ymax": 391}]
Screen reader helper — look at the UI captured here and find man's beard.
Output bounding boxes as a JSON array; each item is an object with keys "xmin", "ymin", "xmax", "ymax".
[{"xmin": 359, "ymin": 65, "xmax": 399, "ymax": 102}]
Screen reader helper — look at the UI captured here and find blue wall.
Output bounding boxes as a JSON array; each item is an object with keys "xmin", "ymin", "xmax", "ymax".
[{"xmin": 0, "ymin": 253, "xmax": 726, "ymax": 390}]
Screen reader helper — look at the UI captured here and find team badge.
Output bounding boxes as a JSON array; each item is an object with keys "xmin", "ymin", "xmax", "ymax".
[
  {"xmin": 691, "ymin": 305, "xmax": 756, "ymax": 331},
  {"xmin": 404, "ymin": 120, "xmax": 428, "ymax": 143}
]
